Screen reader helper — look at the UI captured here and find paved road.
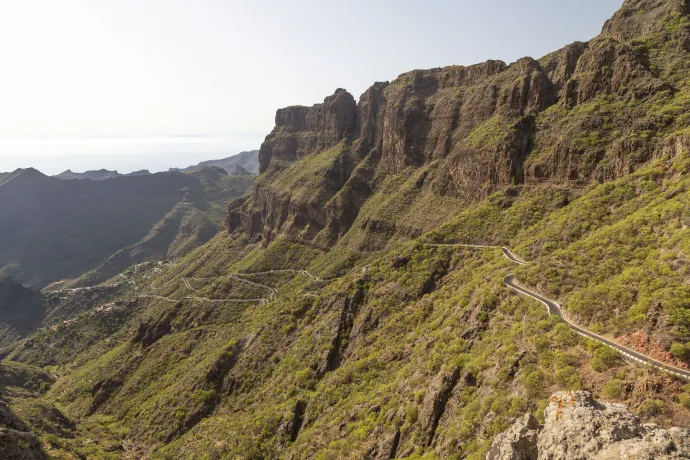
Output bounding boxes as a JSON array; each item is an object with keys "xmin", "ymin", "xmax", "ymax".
[
  {"xmin": 148, "ymin": 267, "xmax": 324, "ymax": 306},
  {"xmin": 504, "ymin": 274, "xmax": 690, "ymax": 381},
  {"xmin": 185, "ymin": 296, "xmax": 269, "ymax": 305},
  {"xmin": 236, "ymin": 269, "xmax": 323, "ymax": 283},
  {"xmin": 427, "ymin": 243, "xmax": 527, "ymax": 266},
  {"xmin": 182, "ymin": 278, "xmax": 195, "ymax": 291},
  {"xmin": 501, "ymin": 248, "xmax": 527, "ymax": 265},
  {"xmin": 429, "ymin": 242, "xmax": 690, "ymax": 380}
]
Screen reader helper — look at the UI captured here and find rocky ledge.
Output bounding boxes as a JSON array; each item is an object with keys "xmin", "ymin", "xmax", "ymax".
[{"xmin": 487, "ymin": 391, "xmax": 690, "ymax": 460}]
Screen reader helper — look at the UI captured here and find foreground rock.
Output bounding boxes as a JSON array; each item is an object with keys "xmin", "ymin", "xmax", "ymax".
[{"xmin": 487, "ymin": 391, "xmax": 690, "ymax": 460}]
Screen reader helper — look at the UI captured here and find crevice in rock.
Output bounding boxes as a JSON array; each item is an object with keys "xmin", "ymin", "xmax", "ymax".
[
  {"xmin": 387, "ymin": 428, "xmax": 401, "ymax": 459},
  {"xmin": 88, "ymin": 354, "xmax": 143, "ymax": 415},
  {"xmin": 289, "ymin": 400, "xmax": 307, "ymax": 442},
  {"xmin": 319, "ymin": 281, "xmax": 367, "ymax": 376},
  {"xmin": 163, "ymin": 338, "xmax": 248, "ymax": 443},
  {"xmin": 131, "ymin": 303, "xmax": 182, "ymax": 348},
  {"xmin": 421, "ymin": 366, "xmax": 462, "ymax": 447}
]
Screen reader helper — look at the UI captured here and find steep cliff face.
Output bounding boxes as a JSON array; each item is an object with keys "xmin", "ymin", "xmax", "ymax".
[
  {"xmin": 258, "ymin": 88, "xmax": 358, "ymax": 174},
  {"xmin": 228, "ymin": 0, "xmax": 690, "ymax": 249}
]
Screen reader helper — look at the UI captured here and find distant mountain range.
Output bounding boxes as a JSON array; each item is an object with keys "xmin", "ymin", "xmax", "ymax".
[
  {"xmin": 52, "ymin": 150, "xmax": 259, "ymax": 180},
  {"xmin": 54, "ymin": 169, "xmax": 151, "ymax": 181},
  {"xmin": 170, "ymin": 149, "xmax": 260, "ymax": 175},
  {"xmin": 0, "ymin": 166, "xmax": 254, "ymax": 289}
]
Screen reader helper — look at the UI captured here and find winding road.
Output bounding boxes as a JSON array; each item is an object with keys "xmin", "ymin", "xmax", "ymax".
[
  {"xmin": 152, "ymin": 268, "xmax": 324, "ymax": 306},
  {"xmin": 428, "ymin": 242, "xmax": 690, "ymax": 381},
  {"xmin": 498, "ymin": 254, "xmax": 690, "ymax": 381},
  {"xmin": 426, "ymin": 243, "xmax": 527, "ymax": 266},
  {"xmin": 53, "ymin": 239, "xmax": 690, "ymax": 380}
]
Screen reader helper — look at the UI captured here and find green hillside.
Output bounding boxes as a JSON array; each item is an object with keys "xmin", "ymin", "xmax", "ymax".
[
  {"xmin": 2, "ymin": 0, "xmax": 690, "ymax": 458},
  {"xmin": 6, "ymin": 151, "xmax": 687, "ymax": 459}
]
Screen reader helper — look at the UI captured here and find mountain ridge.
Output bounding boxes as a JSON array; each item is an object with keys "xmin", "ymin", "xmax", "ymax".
[
  {"xmin": 50, "ymin": 150, "xmax": 260, "ymax": 181},
  {"xmin": 228, "ymin": 0, "xmax": 690, "ymax": 253},
  {"xmin": 175, "ymin": 149, "xmax": 260, "ymax": 175}
]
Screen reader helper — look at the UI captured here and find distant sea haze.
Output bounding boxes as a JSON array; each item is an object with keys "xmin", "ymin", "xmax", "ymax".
[{"xmin": 0, "ymin": 136, "xmax": 264, "ymax": 176}]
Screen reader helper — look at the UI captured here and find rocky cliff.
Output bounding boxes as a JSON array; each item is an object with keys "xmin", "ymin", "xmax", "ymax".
[
  {"xmin": 488, "ymin": 391, "xmax": 690, "ymax": 460},
  {"xmin": 227, "ymin": 0, "xmax": 690, "ymax": 250}
]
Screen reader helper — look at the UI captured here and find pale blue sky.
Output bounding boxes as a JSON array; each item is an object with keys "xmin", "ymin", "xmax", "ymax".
[{"xmin": 0, "ymin": 0, "xmax": 623, "ymax": 174}]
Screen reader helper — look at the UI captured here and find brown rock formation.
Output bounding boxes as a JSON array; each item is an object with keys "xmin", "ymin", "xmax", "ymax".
[
  {"xmin": 258, "ymin": 88, "xmax": 357, "ymax": 174},
  {"xmin": 602, "ymin": 0, "xmax": 689, "ymax": 41},
  {"xmin": 228, "ymin": 0, "xmax": 689, "ymax": 250}
]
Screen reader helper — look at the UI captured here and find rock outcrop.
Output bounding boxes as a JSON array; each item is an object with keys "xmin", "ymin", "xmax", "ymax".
[
  {"xmin": 601, "ymin": 0, "xmax": 689, "ymax": 42},
  {"xmin": 487, "ymin": 391, "xmax": 690, "ymax": 460},
  {"xmin": 258, "ymin": 88, "xmax": 358, "ymax": 174},
  {"xmin": 486, "ymin": 413, "xmax": 540, "ymax": 460}
]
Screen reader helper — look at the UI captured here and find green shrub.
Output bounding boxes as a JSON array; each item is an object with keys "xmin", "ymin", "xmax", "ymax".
[
  {"xmin": 44, "ymin": 433, "xmax": 61, "ymax": 447},
  {"xmin": 295, "ymin": 368, "xmax": 316, "ymax": 389},
  {"xmin": 509, "ymin": 397, "xmax": 527, "ymax": 416},
  {"xmin": 602, "ymin": 378, "xmax": 625, "ymax": 400},
  {"xmin": 679, "ymin": 393, "xmax": 690, "ymax": 409},
  {"xmin": 553, "ymin": 352, "xmax": 578, "ymax": 369},
  {"xmin": 405, "ymin": 406, "xmax": 419, "ymax": 424},
  {"xmin": 553, "ymin": 323, "xmax": 579, "ymax": 347},
  {"xmin": 639, "ymin": 399, "xmax": 665, "ymax": 416},
  {"xmin": 670, "ymin": 343, "xmax": 690, "ymax": 360},
  {"xmin": 591, "ymin": 346, "xmax": 619, "ymax": 372},
  {"xmin": 524, "ymin": 371, "xmax": 546, "ymax": 397},
  {"xmin": 554, "ymin": 366, "xmax": 581, "ymax": 390},
  {"xmin": 195, "ymin": 388, "xmax": 218, "ymax": 405}
]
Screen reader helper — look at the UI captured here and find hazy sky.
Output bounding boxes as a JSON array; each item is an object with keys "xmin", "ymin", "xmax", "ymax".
[{"xmin": 0, "ymin": 0, "xmax": 623, "ymax": 174}]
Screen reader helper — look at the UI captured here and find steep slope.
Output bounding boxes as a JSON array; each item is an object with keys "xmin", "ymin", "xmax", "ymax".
[
  {"xmin": 3, "ymin": 0, "xmax": 690, "ymax": 458},
  {"xmin": 67, "ymin": 166, "xmax": 256, "ymax": 288},
  {"xmin": 32, "ymin": 155, "xmax": 690, "ymax": 458},
  {"xmin": 0, "ymin": 362, "xmax": 55, "ymax": 460},
  {"xmin": 0, "ymin": 278, "xmax": 44, "ymax": 356},
  {"xmin": 228, "ymin": 0, "xmax": 690, "ymax": 254},
  {"xmin": 0, "ymin": 167, "xmax": 253, "ymax": 288}
]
